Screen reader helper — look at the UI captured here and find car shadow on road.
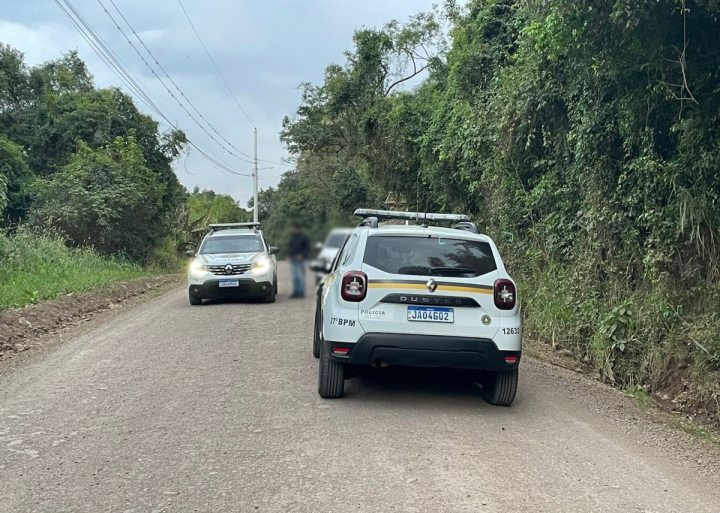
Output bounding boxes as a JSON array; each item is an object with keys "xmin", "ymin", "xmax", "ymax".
[
  {"xmin": 344, "ymin": 367, "xmax": 521, "ymax": 411},
  {"xmin": 199, "ymin": 296, "xmax": 286, "ymax": 306}
]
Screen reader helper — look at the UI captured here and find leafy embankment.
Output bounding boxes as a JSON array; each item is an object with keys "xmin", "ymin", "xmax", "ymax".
[
  {"xmin": 264, "ymin": 1, "xmax": 720, "ymax": 423},
  {"xmin": 0, "ymin": 229, "xmax": 145, "ymax": 309}
]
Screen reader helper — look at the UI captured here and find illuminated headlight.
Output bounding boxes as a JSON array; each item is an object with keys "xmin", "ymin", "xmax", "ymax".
[
  {"xmin": 189, "ymin": 259, "xmax": 206, "ymax": 275},
  {"xmin": 251, "ymin": 255, "xmax": 271, "ymax": 274}
]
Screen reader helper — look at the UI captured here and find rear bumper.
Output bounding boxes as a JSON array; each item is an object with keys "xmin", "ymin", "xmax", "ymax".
[
  {"xmin": 328, "ymin": 333, "xmax": 521, "ymax": 371},
  {"xmin": 189, "ymin": 279, "xmax": 272, "ymax": 299}
]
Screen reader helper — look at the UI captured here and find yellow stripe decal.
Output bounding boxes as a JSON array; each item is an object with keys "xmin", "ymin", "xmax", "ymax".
[{"xmin": 368, "ymin": 282, "xmax": 493, "ymax": 294}]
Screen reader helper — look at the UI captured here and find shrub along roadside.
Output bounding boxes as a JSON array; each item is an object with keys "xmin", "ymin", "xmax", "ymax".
[
  {"xmin": 0, "ymin": 229, "xmax": 148, "ymax": 309},
  {"xmin": 521, "ymin": 259, "xmax": 720, "ymax": 425}
]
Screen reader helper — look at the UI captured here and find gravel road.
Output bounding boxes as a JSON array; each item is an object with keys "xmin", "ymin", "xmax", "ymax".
[{"xmin": 1, "ymin": 263, "xmax": 719, "ymax": 513}]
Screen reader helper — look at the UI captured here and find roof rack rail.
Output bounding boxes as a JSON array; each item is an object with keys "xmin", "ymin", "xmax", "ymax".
[
  {"xmin": 353, "ymin": 209, "xmax": 470, "ymax": 224},
  {"xmin": 207, "ymin": 222, "xmax": 261, "ymax": 234}
]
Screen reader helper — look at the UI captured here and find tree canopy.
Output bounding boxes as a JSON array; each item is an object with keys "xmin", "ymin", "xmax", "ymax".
[{"xmin": 0, "ymin": 44, "xmax": 195, "ymax": 261}]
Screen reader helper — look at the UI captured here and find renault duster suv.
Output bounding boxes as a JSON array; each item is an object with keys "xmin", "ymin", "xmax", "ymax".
[
  {"xmin": 313, "ymin": 210, "xmax": 521, "ymax": 405},
  {"xmin": 187, "ymin": 223, "xmax": 278, "ymax": 305}
]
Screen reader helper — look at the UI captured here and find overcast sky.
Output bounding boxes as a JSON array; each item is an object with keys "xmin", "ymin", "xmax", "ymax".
[{"xmin": 0, "ymin": 0, "xmax": 438, "ymax": 205}]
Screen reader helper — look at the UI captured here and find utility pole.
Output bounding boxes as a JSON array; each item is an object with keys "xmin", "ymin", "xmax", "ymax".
[{"xmin": 253, "ymin": 127, "xmax": 259, "ymax": 223}]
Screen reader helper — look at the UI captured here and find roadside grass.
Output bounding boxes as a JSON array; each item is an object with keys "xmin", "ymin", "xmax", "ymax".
[
  {"xmin": 0, "ymin": 229, "xmax": 148, "ymax": 309},
  {"xmin": 623, "ymin": 385, "xmax": 656, "ymax": 410},
  {"xmin": 677, "ymin": 420, "xmax": 720, "ymax": 446},
  {"xmin": 519, "ymin": 258, "xmax": 720, "ymax": 430}
]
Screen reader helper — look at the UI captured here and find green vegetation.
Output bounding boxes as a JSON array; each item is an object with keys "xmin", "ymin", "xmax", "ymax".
[
  {"xmin": 266, "ymin": 0, "xmax": 720, "ymax": 421},
  {"xmin": 0, "ymin": 228, "xmax": 144, "ymax": 309},
  {"xmin": 624, "ymin": 386, "xmax": 656, "ymax": 410}
]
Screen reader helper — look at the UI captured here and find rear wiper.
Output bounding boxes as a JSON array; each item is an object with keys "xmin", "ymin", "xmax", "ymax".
[{"xmin": 430, "ymin": 267, "xmax": 476, "ymax": 276}]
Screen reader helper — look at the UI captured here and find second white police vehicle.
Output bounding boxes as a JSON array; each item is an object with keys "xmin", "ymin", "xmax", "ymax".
[
  {"xmin": 314, "ymin": 209, "xmax": 522, "ymax": 405},
  {"xmin": 310, "ymin": 228, "xmax": 353, "ymax": 284},
  {"xmin": 187, "ymin": 223, "xmax": 278, "ymax": 305}
]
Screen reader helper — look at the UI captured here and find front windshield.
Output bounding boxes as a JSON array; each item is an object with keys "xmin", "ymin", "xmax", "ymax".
[{"xmin": 200, "ymin": 235, "xmax": 263, "ymax": 254}]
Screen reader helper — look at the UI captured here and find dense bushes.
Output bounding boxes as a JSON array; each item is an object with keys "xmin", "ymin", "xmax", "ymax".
[
  {"xmin": 0, "ymin": 44, "xmax": 188, "ymax": 263},
  {"xmin": 0, "ymin": 44, "xmax": 253, "ymax": 275}
]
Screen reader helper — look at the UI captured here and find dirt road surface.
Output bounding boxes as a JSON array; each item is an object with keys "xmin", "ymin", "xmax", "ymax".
[{"xmin": 1, "ymin": 263, "xmax": 719, "ymax": 513}]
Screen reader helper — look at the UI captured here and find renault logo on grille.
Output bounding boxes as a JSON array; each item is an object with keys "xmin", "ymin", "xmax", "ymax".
[
  {"xmin": 426, "ymin": 279, "xmax": 438, "ymax": 293},
  {"xmin": 225, "ymin": 264, "xmax": 233, "ymax": 273}
]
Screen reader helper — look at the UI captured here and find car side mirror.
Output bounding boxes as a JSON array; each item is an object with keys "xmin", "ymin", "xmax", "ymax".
[
  {"xmin": 184, "ymin": 250, "xmax": 195, "ymax": 258},
  {"xmin": 268, "ymin": 246, "xmax": 279, "ymax": 255},
  {"xmin": 315, "ymin": 242, "xmax": 323, "ymax": 251}
]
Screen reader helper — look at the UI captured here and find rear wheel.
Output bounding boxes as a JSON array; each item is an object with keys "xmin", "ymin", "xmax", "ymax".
[
  {"xmin": 481, "ymin": 368, "xmax": 518, "ymax": 406},
  {"xmin": 188, "ymin": 290, "xmax": 202, "ymax": 306},
  {"xmin": 318, "ymin": 338, "xmax": 345, "ymax": 398}
]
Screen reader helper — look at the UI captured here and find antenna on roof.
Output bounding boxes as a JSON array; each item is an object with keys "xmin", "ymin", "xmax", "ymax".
[
  {"xmin": 422, "ymin": 194, "xmax": 429, "ymax": 228},
  {"xmin": 415, "ymin": 183, "xmax": 419, "ymax": 226}
]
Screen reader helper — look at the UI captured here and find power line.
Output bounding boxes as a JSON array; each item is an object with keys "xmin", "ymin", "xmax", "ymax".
[
  {"xmin": 173, "ymin": 0, "xmax": 294, "ymax": 170},
  {"xmin": 54, "ymin": 0, "xmax": 161, "ymax": 115},
  {"xmin": 101, "ymin": 0, "xmax": 255, "ymax": 165},
  {"xmin": 56, "ymin": 0, "xmax": 254, "ymax": 181},
  {"xmin": 176, "ymin": 0, "xmax": 255, "ymax": 128}
]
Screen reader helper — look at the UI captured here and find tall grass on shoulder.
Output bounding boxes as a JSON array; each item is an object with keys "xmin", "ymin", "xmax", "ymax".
[
  {"xmin": 146, "ymin": 236, "xmax": 186, "ymax": 273},
  {"xmin": 519, "ymin": 253, "xmax": 720, "ymax": 424},
  {"xmin": 0, "ymin": 228, "xmax": 146, "ymax": 309}
]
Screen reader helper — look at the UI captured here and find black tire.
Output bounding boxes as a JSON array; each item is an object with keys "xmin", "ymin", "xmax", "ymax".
[
  {"xmin": 274, "ymin": 276, "xmax": 278, "ymax": 295},
  {"xmin": 312, "ymin": 308, "xmax": 322, "ymax": 359},
  {"xmin": 481, "ymin": 368, "xmax": 518, "ymax": 406},
  {"xmin": 318, "ymin": 338, "xmax": 345, "ymax": 398},
  {"xmin": 188, "ymin": 290, "xmax": 202, "ymax": 306}
]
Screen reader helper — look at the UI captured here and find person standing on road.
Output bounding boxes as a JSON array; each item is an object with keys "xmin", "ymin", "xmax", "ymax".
[{"xmin": 288, "ymin": 222, "xmax": 310, "ymax": 298}]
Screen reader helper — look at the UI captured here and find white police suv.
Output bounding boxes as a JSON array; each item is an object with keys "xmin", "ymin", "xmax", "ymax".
[
  {"xmin": 187, "ymin": 223, "xmax": 278, "ymax": 305},
  {"xmin": 313, "ymin": 210, "xmax": 521, "ymax": 405}
]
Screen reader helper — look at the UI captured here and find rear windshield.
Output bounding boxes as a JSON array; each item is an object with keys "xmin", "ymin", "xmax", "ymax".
[
  {"xmin": 200, "ymin": 235, "xmax": 263, "ymax": 254},
  {"xmin": 363, "ymin": 235, "xmax": 497, "ymax": 277},
  {"xmin": 325, "ymin": 232, "xmax": 349, "ymax": 248}
]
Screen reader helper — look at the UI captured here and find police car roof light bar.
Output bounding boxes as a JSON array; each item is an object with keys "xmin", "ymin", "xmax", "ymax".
[
  {"xmin": 208, "ymin": 222, "xmax": 261, "ymax": 233},
  {"xmin": 354, "ymin": 209, "xmax": 470, "ymax": 224}
]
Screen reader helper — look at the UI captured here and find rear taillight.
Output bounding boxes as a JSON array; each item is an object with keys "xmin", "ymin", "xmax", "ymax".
[
  {"xmin": 341, "ymin": 271, "xmax": 368, "ymax": 302},
  {"xmin": 494, "ymin": 279, "xmax": 516, "ymax": 310}
]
